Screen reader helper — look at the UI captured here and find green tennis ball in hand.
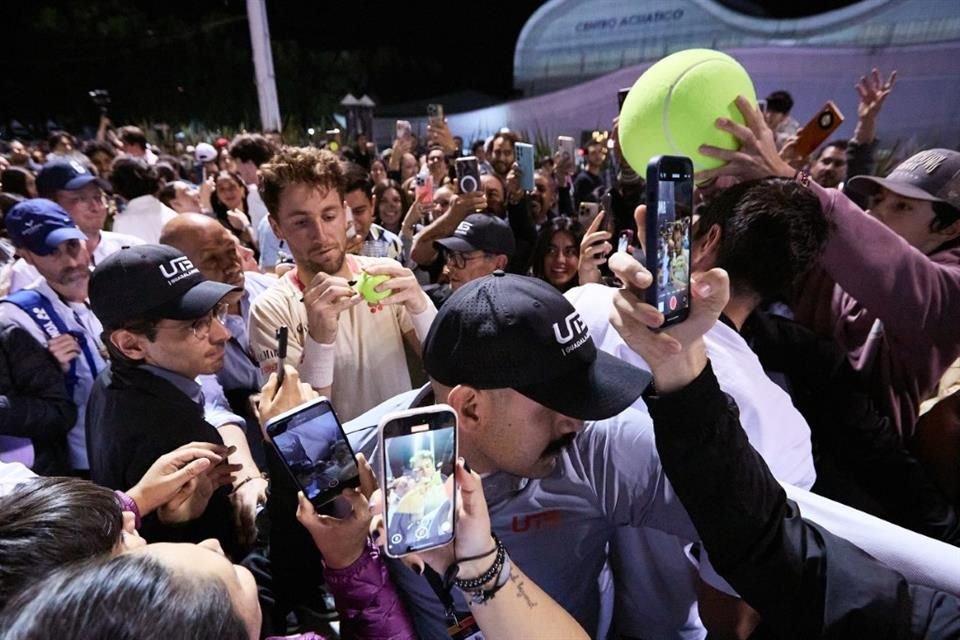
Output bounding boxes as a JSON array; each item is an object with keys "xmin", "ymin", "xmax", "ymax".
[
  {"xmin": 355, "ymin": 272, "xmax": 392, "ymax": 304},
  {"xmin": 619, "ymin": 48, "xmax": 757, "ymax": 172}
]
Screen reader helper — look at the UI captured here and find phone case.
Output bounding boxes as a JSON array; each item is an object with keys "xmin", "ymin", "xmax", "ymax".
[
  {"xmin": 456, "ymin": 157, "xmax": 481, "ymax": 193},
  {"xmin": 645, "ymin": 156, "xmax": 693, "ymax": 328},
  {"xmin": 378, "ymin": 404, "xmax": 458, "ymax": 558},
  {"xmin": 793, "ymin": 101, "xmax": 845, "ymax": 157},
  {"xmin": 515, "ymin": 142, "xmax": 535, "ymax": 192}
]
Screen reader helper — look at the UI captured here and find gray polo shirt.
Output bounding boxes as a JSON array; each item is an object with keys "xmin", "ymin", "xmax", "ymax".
[{"xmin": 346, "ymin": 385, "xmax": 706, "ymax": 639}]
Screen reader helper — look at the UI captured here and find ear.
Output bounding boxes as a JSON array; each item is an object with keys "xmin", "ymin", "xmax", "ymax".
[
  {"xmin": 446, "ymin": 384, "xmax": 483, "ymax": 436},
  {"xmin": 268, "ymin": 215, "xmax": 285, "ymax": 242},
  {"xmin": 18, "ymin": 248, "xmax": 38, "ymax": 268},
  {"xmin": 692, "ymin": 224, "xmax": 722, "ymax": 272},
  {"xmin": 110, "ymin": 329, "xmax": 150, "ymax": 362},
  {"xmin": 494, "ymin": 254, "xmax": 509, "ymax": 270},
  {"xmin": 936, "ymin": 218, "xmax": 960, "ymax": 241}
]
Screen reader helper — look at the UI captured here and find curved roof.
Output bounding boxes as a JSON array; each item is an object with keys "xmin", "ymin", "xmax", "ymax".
[{"xmin": 515, "ymin": 0, "xmax": 960, "ymax": 94}]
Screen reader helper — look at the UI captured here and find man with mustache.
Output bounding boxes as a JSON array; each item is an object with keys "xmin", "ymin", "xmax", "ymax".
[{"xmin": 0, "ymin": 199, "xmax": 107, "ymax": 475}]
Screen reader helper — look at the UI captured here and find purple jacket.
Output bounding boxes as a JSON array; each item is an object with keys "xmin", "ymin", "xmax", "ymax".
[
  {"xmin": 793, "ymin": 180, "xmax": 960, "ymax": 440},
  {"xmin": 267, "ymin": 541, "xmax": 416, "ymax": 640}
]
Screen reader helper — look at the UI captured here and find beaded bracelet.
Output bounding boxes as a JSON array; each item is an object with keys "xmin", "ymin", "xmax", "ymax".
[{"xmin": 454, "ymin": 536, "xmax": 506, "ymax": 591}]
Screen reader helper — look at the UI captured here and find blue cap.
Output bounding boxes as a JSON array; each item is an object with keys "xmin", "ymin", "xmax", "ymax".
[
  {"xmin": 6, "ymin": 199, "xmax": 87, "ymax": 256},
  {"xmin": 36, "ymin": 160, "xmax": 107, "ymax": 197}
]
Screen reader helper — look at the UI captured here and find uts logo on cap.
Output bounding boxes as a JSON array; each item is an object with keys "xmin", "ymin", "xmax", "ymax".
[
  {"xmin": 159, "ymin": 256, "xmax": 198, "ymax": 284},
  {"xmin": 70, "ymin": 160, "xmax": 88, "ymax": 175},
  {"xmin": 454, "ymin": 221, "xmax": 473, "ymax": 236},
  {"xmin": 553, "ymin": 310, "xmax": 589, "ymax": 356}
]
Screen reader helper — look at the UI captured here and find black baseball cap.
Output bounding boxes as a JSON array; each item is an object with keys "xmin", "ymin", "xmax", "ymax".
[
  {"xmin": 36, "ymin": 160, "xmax": 109, "ymax": 197},
  {"xmin": 5, "ymin": 199, "xmax": 87, "ymax": 256},
  {"xmin": 423, "ymin": 271, "xmax": 650, "ymax": 420},
  {"xmin": 848, "ymin": 149, "xmax": 960, "ymax": 214},
  {"xmin": 434, "ymin": 214, "xmax": 516, "ymax": 257},
  {"xmin": 90, "ymin": 245, "xmax": 240, "ymax": 330}
]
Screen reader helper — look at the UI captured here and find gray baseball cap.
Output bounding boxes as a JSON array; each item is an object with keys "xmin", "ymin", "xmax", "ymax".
[{"xmin": 848, "ymin": 148, "xmax": 960, "ymax": 214}]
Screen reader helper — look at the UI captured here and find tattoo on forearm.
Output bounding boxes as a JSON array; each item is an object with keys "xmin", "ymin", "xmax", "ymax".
[{"xmin": 509, "ymin": 568, "xmax": 538, "ymax": 609}]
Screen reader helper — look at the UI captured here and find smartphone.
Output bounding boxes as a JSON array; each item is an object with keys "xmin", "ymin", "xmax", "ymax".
[
  {"xmin": 324, "ymin": 129, "xmax": 342, "ymax": 153},
  {"xmin": 645, "ymin": 155, "xmax": 694, "ymax": 327},
  {"xmin": 515, "ymin": 142, "xmax": 535, "ymax": 192},
  {"xmin": 275, "ymin": 326, "xmax": 288, "ymax": 389},
  {"xmin": 415, "ymin": 172, "xmax": 434, "ymax": 205},
  {"xmin": 455, "ymin": 156, "xmax": 481, "ymax": 193},
  {"xmin": 379, "ymin": 404, "xmax": 458, "ymax": 558},
  {"xmin": 396, "ymin": 120, "xmax": 413, "ymax": 141},
  {"xmin": 793, "ymin": 100, "xmax": 845, "ymax": 157},
  {"xmin": 617, "ymin": 87, "xmax": 631, "ymax": 113},
  {"xmin": 556, "ymin": 136, "xmax": 575, "ymax": 166},
  {"xmin": 265, "ymin": 397, "xmax": 361, "ymax": 509},
  {"xmin": 578, "ymin": 202, "xmax": 600, "ymax": 228},
  {"xmin": 427, "ymin": 104, "xmax": 444, "ymax": 128}
]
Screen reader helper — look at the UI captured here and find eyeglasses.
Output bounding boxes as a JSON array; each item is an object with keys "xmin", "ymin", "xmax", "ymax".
[
  {"xmin": 444, "ymin": 250, "xmax": 489, "ymax": 269},
  {"xmin": 189, "ymin": 302, "xmax": 229, "ymax": 340},
  {"xmin": 158, "ymin": 302, "xmax": 229, "ymax": 340}
]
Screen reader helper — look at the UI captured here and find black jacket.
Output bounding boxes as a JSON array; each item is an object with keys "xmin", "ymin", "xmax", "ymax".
[
  {"xmin": 742, "ymin": 311, "xmax": 960, "ymax": 546},
  {"xmin": 647, "ymin": 362, "xmax": 960, "ymax": 639},
  {"xmin": 86, "ymin": 362, "xmax": 241, "ymax": 557},
  {"xmin": 0, "ymin": 323, "xmax": 75, "ymax": 475}
]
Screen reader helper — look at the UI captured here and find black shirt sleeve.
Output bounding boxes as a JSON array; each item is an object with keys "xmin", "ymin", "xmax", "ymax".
[{"xmin": 646, "ymin": 362, "xmax": 960, "ymax": 639}]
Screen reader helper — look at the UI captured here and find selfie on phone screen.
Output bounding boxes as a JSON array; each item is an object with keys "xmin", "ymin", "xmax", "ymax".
[
  {"xmin": 271, "ymin": 402, "xmax": 359, "ymax": 505},
  {"xmin": 383, "ymin": 420, "xmax": 456, "ymax": 556}
]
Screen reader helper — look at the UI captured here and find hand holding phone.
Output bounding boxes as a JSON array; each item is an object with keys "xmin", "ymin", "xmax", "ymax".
[
  {"xmin": 266, "ymin": 397, "xmax": 361, "ymax": 509},
  {"xmin": 644, "ymin": 156, "xmax": 694, "ymax": 327},
  {"xmin": 792, "ymin": 101, "xmax": 844, "ymax": 157},
  {"xmin": 379, "ymin": 405, "xmax": 458, "ymax": 557}
]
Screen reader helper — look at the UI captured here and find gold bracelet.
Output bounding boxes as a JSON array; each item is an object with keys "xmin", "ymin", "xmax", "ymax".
[{"xmin": 232, "ymin": 473, "xmax": 266, "ymax": 494}]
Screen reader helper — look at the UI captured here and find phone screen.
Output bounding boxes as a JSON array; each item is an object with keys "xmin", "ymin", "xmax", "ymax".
[
  {"xmin": 515, "ymin": 142, "xmax": 535, "ymax": 192},
  {"xmin": 382, "ymin": 411, "xmax": 456, "ymax": 557},
  {"xmin": 270, "ymin": 400, "xmax": 359, "ymax": 507},
  {"xmin": 648, "ymin": 158, "xmax": 693, "ymax": 324}
]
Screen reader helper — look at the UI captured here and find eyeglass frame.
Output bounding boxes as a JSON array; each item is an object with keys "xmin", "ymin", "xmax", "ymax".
[
  {"xmin": 155, "ymin": 301, "xmax": 230, "ymax": 341},
  {"xmin": 443, "ymin": 248, "xmax": 494, "ymax": 269}
]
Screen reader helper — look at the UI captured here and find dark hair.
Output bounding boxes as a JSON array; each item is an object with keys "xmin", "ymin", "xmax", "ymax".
[
  {"xmin": 153, "ymin": 161, "xmax": 178, "ymax": 184},
  {"xmin": 102, "ymin": 316, "xmax": 160, "ymax": 364},
  {"xmin": 0, "ymin": 192, "xmax": 26, "ymax": 217},
  {"xmin": 228, "ymin": 133, "xmax": 275, "ymax": 167},
  {"xmin": 1, "ymin": 167, "xmax": 32, "ymax": 198},
  {"xmin": 373, "ymin": 180, "xmax": 406, "ymax": 225},
  {"xmin": 157, "ymin": 181, "xmax": 178, "ymax": 208},
  {"xmin": 118, "ymin": 126, "xmax": 148, "ymax": 151},
  {"xmin": 260, "ymin": 146, "xmax": 345, "ymax": 218},
  {"xmin": 83, "ymin": 140, "xmax": 117, "ymax": 161},
  {"xmin": 471, "ymin": 139, "xmax": 485, "ymax": 154},
  {"xmin": 110, "ymin": 157, "xmax": 161, "ymax": 200},
  {"xmin": 931, "ymin": 200, "xmax": 960, "ymax": 234},
  {"xmin": 0, "ymin": 554, "xmax": 248, "ymax": 640},
  {"xmin": 47, "ymin": 130, "xmax": 72, "ymax": 152},
  {"xmin": 531, "ymin": 217, "xmax": 584, "ymax": 292},
  {"xmin": 492, "ymin": 130, "xmax": 518, "ymax": 151},
  {"xmin": 210, "ymin": 170, "xmax": 249, "ymax": 220},
  {"xmin": 765, "ymin": 90, "xmax": 794, "ymax": 115},
  {"xmin": 343, "ymin": 161, "xmax": 374, "ymax": 200},
  {"xmin": 0, "ymin": 477, "xmax": 123, "ymax": 608},
  {"xmin": 817, "ymin": 139, "xmax": 849, "ymax": 157},
  {"xmin": 694, "ymin": 178, "xmax": 830, "ymax": 300}
]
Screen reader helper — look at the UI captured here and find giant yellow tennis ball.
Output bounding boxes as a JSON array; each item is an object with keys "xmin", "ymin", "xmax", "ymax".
[
  {"xmin": 355, "ymin": 272, "xmax": 392, "ymax": 304},
  {"xmin": 619, "ymin": 49, "xmax": 757, "ymax": 173}
]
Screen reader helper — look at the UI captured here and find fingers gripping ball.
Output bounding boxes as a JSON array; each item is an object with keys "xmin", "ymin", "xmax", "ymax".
[
  {"xmin": 355, "ymin": 272, "xmax": 392, "ymax": 305},
  {"xmin": 619, "ymin": 48, "xmax": 757, "ymax": 172}
]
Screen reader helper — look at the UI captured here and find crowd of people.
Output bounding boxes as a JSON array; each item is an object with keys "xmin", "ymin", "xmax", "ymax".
[{"xmin": 1, "ymin": 61, "xmax": 960, "ymax": 639}]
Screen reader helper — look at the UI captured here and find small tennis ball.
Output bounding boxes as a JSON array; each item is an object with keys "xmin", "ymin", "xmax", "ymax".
[
  {"xmin": 355, "ymin": 272, "xmax": 392, "ymax": 304},
  {"xmin": 619, "ymin": 48, "xmax": 757, "ymax": 172}
]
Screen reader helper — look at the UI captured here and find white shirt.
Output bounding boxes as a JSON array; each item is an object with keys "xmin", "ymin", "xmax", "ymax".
[
  {"xmin": 246, "ymin": 186, "xmax": 270, "ymax": 242},
  {"xmin": 0, "ymin": 461, "xmax": 36, "ymax": 498},
  {"xmin": 8, "ymin": 231, "xmax": 144, "ymax": 294},
  {"xmin": 112, "ymin": 195, "xmax": 177, "ymax": 244}
]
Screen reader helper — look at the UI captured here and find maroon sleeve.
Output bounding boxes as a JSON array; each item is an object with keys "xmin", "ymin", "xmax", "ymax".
[{"xmin": 323, "ymin": 540, "xmax": 417, "ymax": 640}]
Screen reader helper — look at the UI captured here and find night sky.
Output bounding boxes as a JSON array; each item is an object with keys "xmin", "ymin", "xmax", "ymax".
[{"xmin": 1, "ymin": 0, "xmax": 859, "ymax": 133}]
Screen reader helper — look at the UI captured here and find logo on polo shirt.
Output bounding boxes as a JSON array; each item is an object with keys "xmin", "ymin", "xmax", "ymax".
[
  {"xmin": 454, "ymin": 221, "xmax": 473, "ymax": 236},
  {"xmin": 552, "ymin": 311, "xmax": 589, "ymax": 355},
  {"xmin": 159, "ymin": 256, "xmax": 198, "ymax": 284}
]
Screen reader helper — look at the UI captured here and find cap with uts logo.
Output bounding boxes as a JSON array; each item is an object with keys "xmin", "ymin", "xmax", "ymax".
[
  {"xmin": 423, "ymin": 271, "xmax": 650, "ymax": 420},
  {"xmin": 90, "ymin": 244, "xmax": 240, "ymax": 331}
]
